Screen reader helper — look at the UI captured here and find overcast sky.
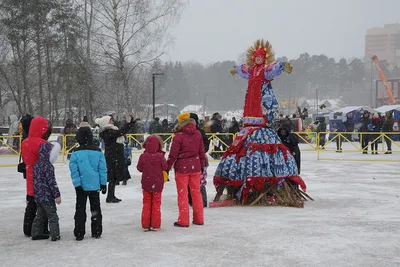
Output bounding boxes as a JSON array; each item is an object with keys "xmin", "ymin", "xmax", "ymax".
[{"xmin": 163, "ymin": 0, "xmax": 400, "ymax": 64}]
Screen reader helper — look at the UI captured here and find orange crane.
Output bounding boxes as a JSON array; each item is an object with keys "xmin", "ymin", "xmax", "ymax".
[{"xmin": 371, "ymin": 55, "xmax": 396, "ymax": 105}]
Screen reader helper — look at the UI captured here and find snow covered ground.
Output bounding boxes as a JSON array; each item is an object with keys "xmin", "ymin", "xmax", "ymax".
[{"xmin": 1, "ymin": 151, "xmax": 400, "ymax": 267}]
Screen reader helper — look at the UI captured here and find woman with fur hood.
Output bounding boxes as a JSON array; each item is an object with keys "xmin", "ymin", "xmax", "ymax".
[
  {"xmin": 95, "ymin": 115, "xmax": 136, "ymax": 203},
  {"xmin": 167, "ymin": 112, "xmax": 207, "ymax": 227}
]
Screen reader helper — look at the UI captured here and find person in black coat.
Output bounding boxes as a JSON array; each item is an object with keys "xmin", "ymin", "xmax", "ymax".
[
  {"xmin": 210, "ymin": 113, "xmax": 223, "ymax": 159},
  {"xmin": 344, "ymin": 114, "xmax": 355, "ymax": 141},
  {"xmin": 277, "ymin": 123, "xmax": 301, "ymax": 174},
  {"xmin": 149, "ymin": 117, "xmax": 163, "ymax": 134},
  {"xmin": 382, "ymin": 111, "xmax": 394, "ymax": 154},
  {"xmin": 317, "ymin": 117, "xmax": 327, "ymax": 149},
  {"xmin": 95, "ymin": 115, "xmax": 136, "ymax": 203},
  {"xmin": 188, "ymin": 113, "xmax": 209, "ymax": 207},
  {"xmin": 359, "ymin": 111, "xmax": 371, "ymax": 154},
  {"xmin": 369, "ymin": 113, "xmax": 381, "ymax": 154},
  {"xmin": 161, "ymin": 119, "xmax": 171, "ymax": 151},
  {"xmin": 227, "ymin": 117, "xmax": 240, "ymax": 146}
]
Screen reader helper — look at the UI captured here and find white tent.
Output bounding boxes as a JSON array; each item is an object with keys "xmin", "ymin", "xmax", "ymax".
[
  {"xmin": 375, "ymin": 105, "xmax": 400, "ymax": 113},
  {"xmin": 329, "ymin": 106, "xmax": 376, "ymax": 120}
]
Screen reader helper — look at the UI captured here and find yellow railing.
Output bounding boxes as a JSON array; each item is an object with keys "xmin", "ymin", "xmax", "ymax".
[
  {"xmin": 317, "ymin": 132, "xmax": 400, "ymax": 162},
  {"xmin": 1, "ymin": 131, "xmax": 400, "ymax": 167}
]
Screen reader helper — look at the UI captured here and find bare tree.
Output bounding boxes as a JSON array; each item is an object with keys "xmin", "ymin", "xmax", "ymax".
[{"xmin": 94, "ymin": 0, "xmax": 185, "ymax": 112}]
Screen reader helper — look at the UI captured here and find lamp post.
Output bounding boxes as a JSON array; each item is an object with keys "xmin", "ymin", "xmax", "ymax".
[
  {"xmin": 316, "ymin": 87, "xmax": 319, "ymax": 116},
  {"xmin": 152, "ymin": 73, "xmax": 164, "ymax": 119}
]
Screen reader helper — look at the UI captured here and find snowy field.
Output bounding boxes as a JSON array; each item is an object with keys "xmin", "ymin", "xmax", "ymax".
[{"xmin": 1, "ymin": 151, "xmax": 400, "ymax": 267}]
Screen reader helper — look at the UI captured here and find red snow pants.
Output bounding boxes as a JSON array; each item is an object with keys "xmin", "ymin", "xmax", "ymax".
[
  {"xmin": 175, "ymin": 172, "xmax": 204, "ymax": 226},
  {"xmin": 141, "ymin": 192, "xmax": 162, "ymax": 229}
]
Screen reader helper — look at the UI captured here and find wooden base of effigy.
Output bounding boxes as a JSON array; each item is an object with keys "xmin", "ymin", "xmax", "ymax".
[{"xmin": 210, "ymin": 181, "xmax": 313, "ymax": 208}]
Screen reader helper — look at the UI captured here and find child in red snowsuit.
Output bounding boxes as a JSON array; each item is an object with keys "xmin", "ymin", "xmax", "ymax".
[{"xmin": 137, "ymin": 135, "xmax": 168, "ymax": 231}]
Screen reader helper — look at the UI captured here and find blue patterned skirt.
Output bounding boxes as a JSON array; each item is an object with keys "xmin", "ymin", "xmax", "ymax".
[{"xmin": 213, "ymin": 126, "xmax": 306, "ymax": 201}]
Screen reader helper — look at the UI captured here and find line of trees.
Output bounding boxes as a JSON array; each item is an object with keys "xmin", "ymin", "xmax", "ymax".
[
  {"xmin": 157, "ymin": 54, "xmax": 400, "ymax": 112},
  {"xmin": 0, "ymin": 0, "xmax": 185, "ymax": 124}
]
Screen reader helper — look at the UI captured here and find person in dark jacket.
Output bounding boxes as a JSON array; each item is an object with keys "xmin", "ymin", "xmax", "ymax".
[
  {"xmin": 370, "ymin": 113, "xmax": 381, "ymax": 154},
  {"xmin": 344, "ymin": 114, "xmax": 355, "ymax": 141},
  {"xmin": 149, "ymin": 117, "xmax": 163, "ymax": 134},
  {"xmin": 317, "ymin": 117, "xmax": 327, "ymax": 149},
  {"xmin": 277, "ymin": 123, "xmax": 301, "ymax": 174},
  {"xmin": 359, "ymin": 111, "xmax": 371, "ymax": 154},
  {"xmin": 227, "ymin": 117, "xmax": 240, "ymax": 146},
  {"xmin": 69, "ymin": 126, "xmax": 107, "ymax": 240},
  {"xmin": 188, "ymin": 113, "xmax": 210, "ymax": 208},
  {"xmin": 31, "ymin": 141, "xmax": 62, "ymax": 241},
  {"xmin": 95, "ymin": 115, "xmax": 136, "ymax": 203},
  {"xmin": 137, "ymin": 135, "xmax": 168, "ymax": 231},
  {"xmin": 382, "ymin": 111, "xmax": 394, "ymax": 154},
  {"xmin": 167, "ymin": 113, "xmax": 206, "ymax": 227},
  {"xmin": 210, "ymin": 113, "xmax": 223, "ymax": 159},
  {"xmin": 161, "ymin": 119, "xmax": 171, "ymax": 151}
]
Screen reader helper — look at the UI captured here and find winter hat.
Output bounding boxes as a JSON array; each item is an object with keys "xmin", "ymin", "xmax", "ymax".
[
  {"xmin": 95, "ymin": 116, "xmax": 111, "ymax": 128},
  {"xmin": 76, "ymin": 126, "xmax": 93, "ymax": 146},
  {"xmin": 178, "ymin": 112, "xmax": 190, "ymax": 123},
  {"xmin": 190, "ymin": 113, "xmax": 199, "ymax": 126},
  {"xmin": 79, "ymin": 116, "xmax": 91, "ymax": 128}
]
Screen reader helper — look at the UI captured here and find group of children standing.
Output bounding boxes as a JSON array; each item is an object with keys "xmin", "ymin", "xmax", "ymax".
[{"xmin": 20, "ymin": 112, "xmax": 208, "ymax": 241}]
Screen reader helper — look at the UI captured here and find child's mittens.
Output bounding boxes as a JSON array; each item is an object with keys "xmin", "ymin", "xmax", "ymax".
[{"xmin": 100, "ymin": 185, "xmax": 107, "ymax": 194}]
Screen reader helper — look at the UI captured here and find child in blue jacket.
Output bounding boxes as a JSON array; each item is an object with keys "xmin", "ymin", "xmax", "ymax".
[{"xmin": 69, "ymin": 125, "xmax": 107, "ymax": 241}]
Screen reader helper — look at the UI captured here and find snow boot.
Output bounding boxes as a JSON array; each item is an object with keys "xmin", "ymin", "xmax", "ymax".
[
  {"xmin": 174, "ymin": 222, "xmax": 189, "ymax": 228},
  {"xmin": 32, "ymin": 235, "xmax": 49, "ymax": 240},
  {"xmin": 51, "ymin": 236, "xmax": 61, "ymax": 242}
]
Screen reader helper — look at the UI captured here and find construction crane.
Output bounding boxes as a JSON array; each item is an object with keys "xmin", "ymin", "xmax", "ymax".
[{"xmin": 371, "ymin": 55, "xmax": 396, "ymax": 105}]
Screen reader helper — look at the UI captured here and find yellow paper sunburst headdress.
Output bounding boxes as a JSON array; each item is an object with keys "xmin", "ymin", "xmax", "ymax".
[{"xmin": 246, "ymin": 39, "xmax": 275, "ymax": 66}]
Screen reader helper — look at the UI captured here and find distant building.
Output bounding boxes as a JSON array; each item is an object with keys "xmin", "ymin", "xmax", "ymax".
[
  {"xmin": 365, "ymin": 24, "xmax": 400, "ymax": 66},
  {"xmin": 181, "ymin": 105, "xmax": 210, "ymax": 116}
]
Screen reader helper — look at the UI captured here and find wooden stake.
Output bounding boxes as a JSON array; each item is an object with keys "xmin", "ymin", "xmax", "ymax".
[
  {"xmin": 299, "ymin": 190, "xmax": 314, "ymax": 201},
  {"xmin": 214, "ymin": 185, "xmax": 225, "ymax": 202}
]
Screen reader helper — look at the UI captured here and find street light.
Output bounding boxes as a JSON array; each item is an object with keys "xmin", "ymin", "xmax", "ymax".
[{"xmin": 152, "ymin": 73, "xmax": 164, "ymax": 119}]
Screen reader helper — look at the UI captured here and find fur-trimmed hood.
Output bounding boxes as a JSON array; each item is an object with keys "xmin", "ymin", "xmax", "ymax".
[{"xmin": 174, "ymin": 118, "xmax": 196, "ymax": 133}]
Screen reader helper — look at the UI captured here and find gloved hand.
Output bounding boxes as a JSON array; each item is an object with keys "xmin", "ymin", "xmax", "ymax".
[
  {"xmin": 230, "ymin": 66, "xmax": 237, "ymax": 76},
  {"xmin": 75, "ymin": 186, "xmax": 85, "ymax": 194},
  {"xmin": 100, "ymin": 184, "xmax": 107, "ymax": 195},
  {"xmin": 283, "ymin": 62, "xmax": 293, "ymax": 74}
]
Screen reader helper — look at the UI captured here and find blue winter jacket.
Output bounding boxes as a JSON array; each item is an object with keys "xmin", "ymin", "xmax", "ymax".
[{"xmin": 69, "ymin": 146, "xmax": 107, "ymax": 191}]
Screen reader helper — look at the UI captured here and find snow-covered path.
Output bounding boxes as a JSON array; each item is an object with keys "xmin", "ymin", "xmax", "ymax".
[{"xmin": 0, "ymin": 152, "xmax": 399, "ymax": 267}]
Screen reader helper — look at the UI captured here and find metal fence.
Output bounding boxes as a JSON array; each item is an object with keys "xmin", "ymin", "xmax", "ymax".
[{"xmin": 1, "ymin": 131, "xmax": 400, "ymax": 167}]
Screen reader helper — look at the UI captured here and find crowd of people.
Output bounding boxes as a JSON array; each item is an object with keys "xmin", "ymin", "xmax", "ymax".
[
  {"xmin": 314, "ymin": 110, "xmax": 395, "ymax": 154},
  {"xmin": 17, "ymin": 111, "xmax": 209, "ymax": 242}
]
